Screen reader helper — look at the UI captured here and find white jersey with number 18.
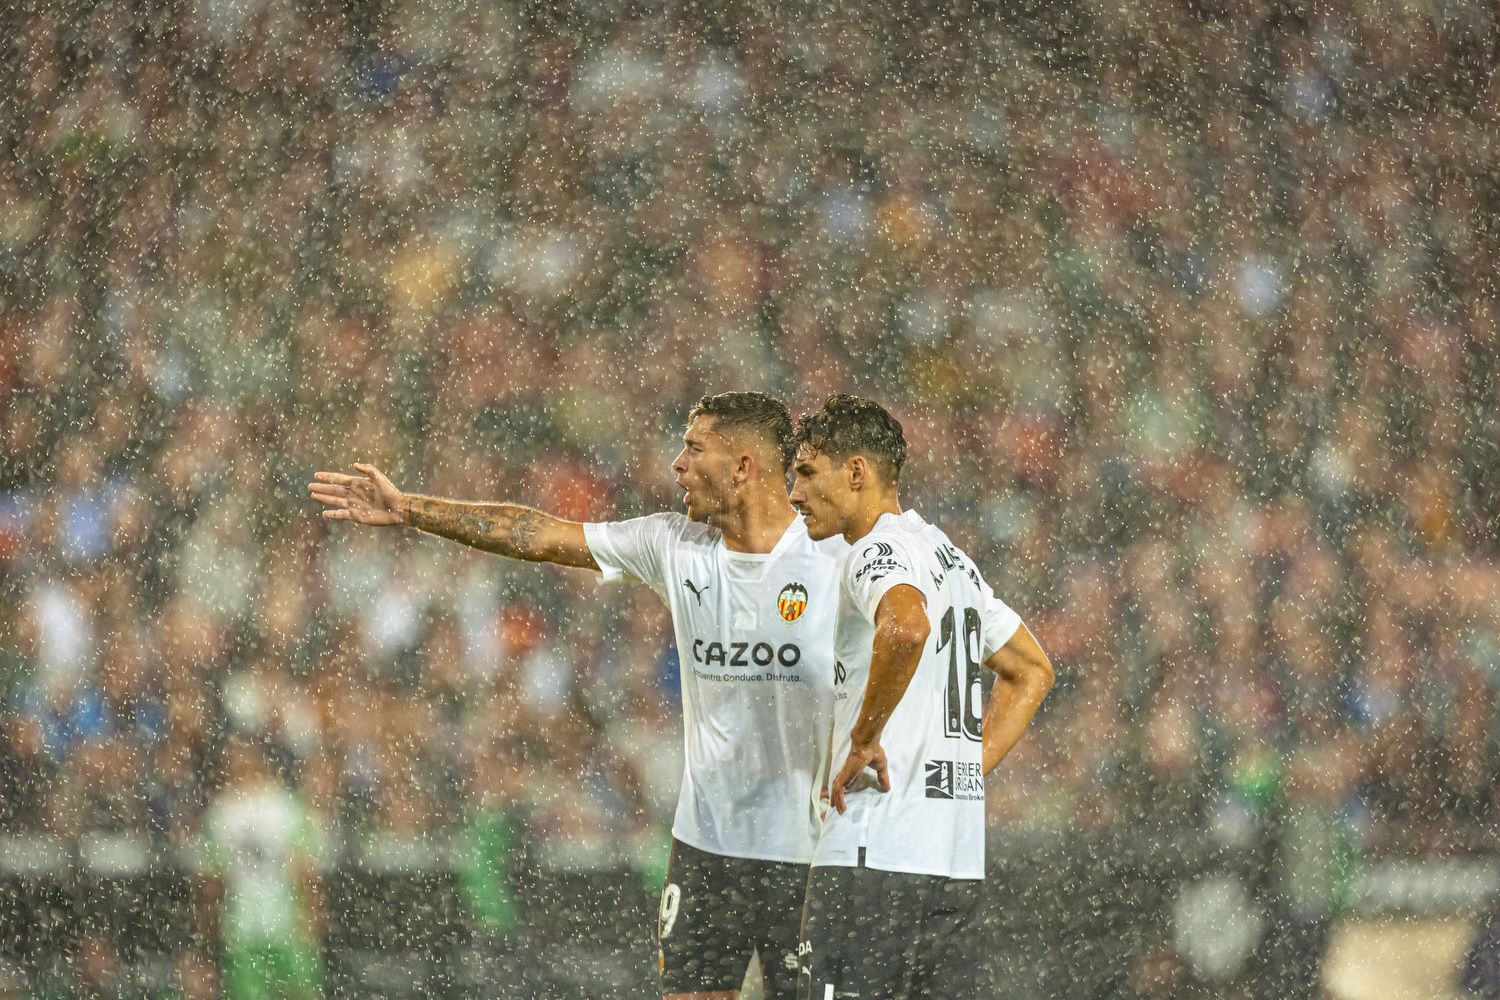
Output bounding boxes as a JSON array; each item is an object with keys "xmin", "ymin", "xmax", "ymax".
[
  {"xmin": 813, "ymin": 509, "xmax": 1022, "ymax": 880},
  {"xmin": 585, "ymin": 513, "xmax": 847, "ymax": 864}
]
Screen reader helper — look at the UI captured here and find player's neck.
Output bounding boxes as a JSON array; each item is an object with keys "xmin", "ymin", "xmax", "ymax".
[
  {"xmin": 842, "ymin": 494, "xmax": 902, "ymax": 545},
  {"xmin": 715, "ymin": 486, "xmax": 797, "ymax": 553}
]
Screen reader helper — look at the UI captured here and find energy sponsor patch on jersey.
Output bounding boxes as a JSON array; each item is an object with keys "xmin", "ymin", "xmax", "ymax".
[
  {"xmin": 852, "ymin": 540, "xmax": 911, "ymax": 585},
  {"xmin": 778, "ymin": 582, "xmax": 809, "ymax": 622}
]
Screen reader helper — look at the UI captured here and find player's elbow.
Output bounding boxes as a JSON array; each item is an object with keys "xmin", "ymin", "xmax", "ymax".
[
  {"xmin": 994, "ymin": 650, "xmax": 1054, "ymax": 701},
  {"xmin": 1038, "ymin": 657, "xmax": 1056, "ymax": 693},
  {"xmin": 1024, "ymin": 653, "xmax": 1055, "ymax": 698},
  {"xmin": 996, "ymin": 626, "xmax": 1054, "ymax": 697}
]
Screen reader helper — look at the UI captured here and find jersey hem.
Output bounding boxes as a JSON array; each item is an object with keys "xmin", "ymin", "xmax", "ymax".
[
  {"xmin": 670, "ymin": 827, "xmax": 814, "ymax": 866},
  {"xmin": 810, "ymin": 856, "xmax": 985, "ymax": 880}
]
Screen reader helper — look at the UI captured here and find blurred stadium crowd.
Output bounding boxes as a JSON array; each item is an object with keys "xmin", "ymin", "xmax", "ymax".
[{"xmin": 1, "ymin": 0, "xmax": 1497, "ymax": 996}]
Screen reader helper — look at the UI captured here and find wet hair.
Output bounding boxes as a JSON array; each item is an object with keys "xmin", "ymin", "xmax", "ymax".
[
  {"xmin": 792, "ymin": 394, "xmax": 907, "ymax": 484},
  {"xmin": 687, "ymin": 392, "xmax": 795, "ymax": 471}
]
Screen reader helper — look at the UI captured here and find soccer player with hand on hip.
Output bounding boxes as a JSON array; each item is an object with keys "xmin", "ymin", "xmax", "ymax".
[
  {"xmin": 787, "ymin": 394, "xmax": 1055, "ymax": 1000},
  {"xmin": 309, "ymin": 392, "xmax": 846, "ymax": 1000}
]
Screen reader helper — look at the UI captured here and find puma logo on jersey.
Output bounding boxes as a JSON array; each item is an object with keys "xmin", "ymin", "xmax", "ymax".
[{"xmin": 683, "ymin": 578, "xmax": 709, "ymax": 605}]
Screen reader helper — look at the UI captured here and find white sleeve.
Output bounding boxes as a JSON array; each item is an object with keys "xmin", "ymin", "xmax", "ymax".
[
  {"xmin": 843, "ymin": 535, "xmax": 925, "ymax": 624},
  {"xmin": 978, "ymin": 579, "xmax": 1023, "ymax": 660},
  {"xmin": 583, "ymin": 513, "xmax": 683, "ymax": 590}
]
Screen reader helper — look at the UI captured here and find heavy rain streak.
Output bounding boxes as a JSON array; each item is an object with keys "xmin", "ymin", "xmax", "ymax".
[{"xmin": 1, "ymin": 1, "xmax": 1497, "ymax": 998}]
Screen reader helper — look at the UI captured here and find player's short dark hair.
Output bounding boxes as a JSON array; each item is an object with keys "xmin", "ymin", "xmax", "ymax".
[
  {"xmin": 687, "ymin": 392, "xmax": 795, "ymax": 471},
  {"xmin": 792, "ymin": 394, "xmax": 907, "ymax": 484}
]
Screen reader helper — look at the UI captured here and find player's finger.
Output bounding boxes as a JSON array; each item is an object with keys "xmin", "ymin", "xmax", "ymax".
[
  {"xmin": 352, "ymin": 463, "xmax": 396, "ymax": 491},
  {"xmin": 308, "ymin": 483, "xmax": 350, "ymax": 502},
  {"xmin": 832, "ymin": 758, "xmax": 857, "ymax": 788},
  {"xmin": 309, "ymin": 489, "xmax": 350, "ymax": 509},
  {"xmin": 830, "ymin": 760, "xmax": 857, "ymax": 814},
  {"xmin": 874, "ymin": 756, "xmax": 891, "ymax": 793},
  {"xmin": 321, "ymin": 508, "xmax": 351, "ymax": 521},
  {"xmin": 311, "ymin": 471, "xmax": 360, "ymax": 487}
]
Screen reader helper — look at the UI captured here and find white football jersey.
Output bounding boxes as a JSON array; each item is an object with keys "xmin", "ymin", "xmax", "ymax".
[
  {"xmin": 585, "ymin": 513, "xmax": 847, "ymax": 863},
  {"xmin": 813, "ymin": 509, "xmax": 1022, "ymax": 880}
]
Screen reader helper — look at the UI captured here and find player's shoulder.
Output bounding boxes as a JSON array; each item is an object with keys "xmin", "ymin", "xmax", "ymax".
[
  {"xmin": 846, "ymin": 515, "xmax": 924, "ymax": 584},
  {"xmin": 622, "ymin": 511, "xmax": 715, "ymax": 546},
  {"xmin": 674, "ymin": 513, "xmax": 719, "ymax": 547},
  {"xmin": 919, "ymin": 518, "xmax": 994, "ymax": 595},
  {"xmin": 858, "ymin": 511, "xmax": 928, "ymax": 559}
]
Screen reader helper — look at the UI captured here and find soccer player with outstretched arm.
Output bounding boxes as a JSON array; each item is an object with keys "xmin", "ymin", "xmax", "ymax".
[
  {"xmin": 309, "ymin": 392, "xmax": 845, "ymax": 1000},
  {"xmin": 787, "ymin": 394, "xmax": 1055, "ymax": 999}
]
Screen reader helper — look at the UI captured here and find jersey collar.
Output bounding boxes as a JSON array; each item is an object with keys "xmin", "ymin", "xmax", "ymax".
[
  {"xmin": 720, "ymin": 515, "xmax": 803, "ymax": 563},
  {"xmin": 872, "ymin": 509, "xmax": 924, "ymax": 533}
]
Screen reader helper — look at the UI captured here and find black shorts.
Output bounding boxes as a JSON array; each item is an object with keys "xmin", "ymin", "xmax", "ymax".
[
  {"xmin": 659, "ymin": 838, "xmax": 808, "ymax": 999},
  {"xmin": 797, "ymin": 862, "xmax": 985, "ymax": 999}
]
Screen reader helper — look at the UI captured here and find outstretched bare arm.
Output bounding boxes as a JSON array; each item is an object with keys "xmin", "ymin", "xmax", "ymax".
[
  {"xmin": 404, "ymin": 494, "xmax": 597, "ymax": 568},
  {"xmin": 309, "ymin": 463, "xmax": 599, "ymax": 570}
]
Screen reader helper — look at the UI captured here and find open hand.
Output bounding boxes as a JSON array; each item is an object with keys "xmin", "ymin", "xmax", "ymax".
[
  {"xmin": 828, "ymin": 742, "xmax": 890, "ymax": 815},
  {"xmin": 307, "ymin": 464, "xmax": 407, "ymax": 527}
]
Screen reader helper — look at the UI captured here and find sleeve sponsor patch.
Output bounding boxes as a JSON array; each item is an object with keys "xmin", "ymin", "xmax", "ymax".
[
  {"xmin": 854, "ymin": 557, "xmax": 908, "ymax": 583},
  {"xmin": 853, "ymin": 540, "xmax": 912, "ymax": 583},
  {"xmin": 845, "ymin": 535, "xmax": 921, "ymax": 622}
]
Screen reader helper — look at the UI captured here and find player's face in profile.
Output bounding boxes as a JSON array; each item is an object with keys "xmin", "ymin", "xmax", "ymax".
[
  {"xmin": 671, "ymin": 416, "xmax": 736, "ymax": 523},
  {"xmin": 789, "ymin": 446, "xmax": 852, "ymax": 541}
]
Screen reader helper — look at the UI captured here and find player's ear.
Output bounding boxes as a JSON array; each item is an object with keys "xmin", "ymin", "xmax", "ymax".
[{"xmin": 847, "ymin": 455, "xmax": 868, "ymax": 491}]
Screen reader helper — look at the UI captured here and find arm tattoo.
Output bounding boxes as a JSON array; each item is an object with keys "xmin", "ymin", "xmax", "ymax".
[{"xmin": 405, "ymin": 497, "xmax": 555, "ymax": 561}]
